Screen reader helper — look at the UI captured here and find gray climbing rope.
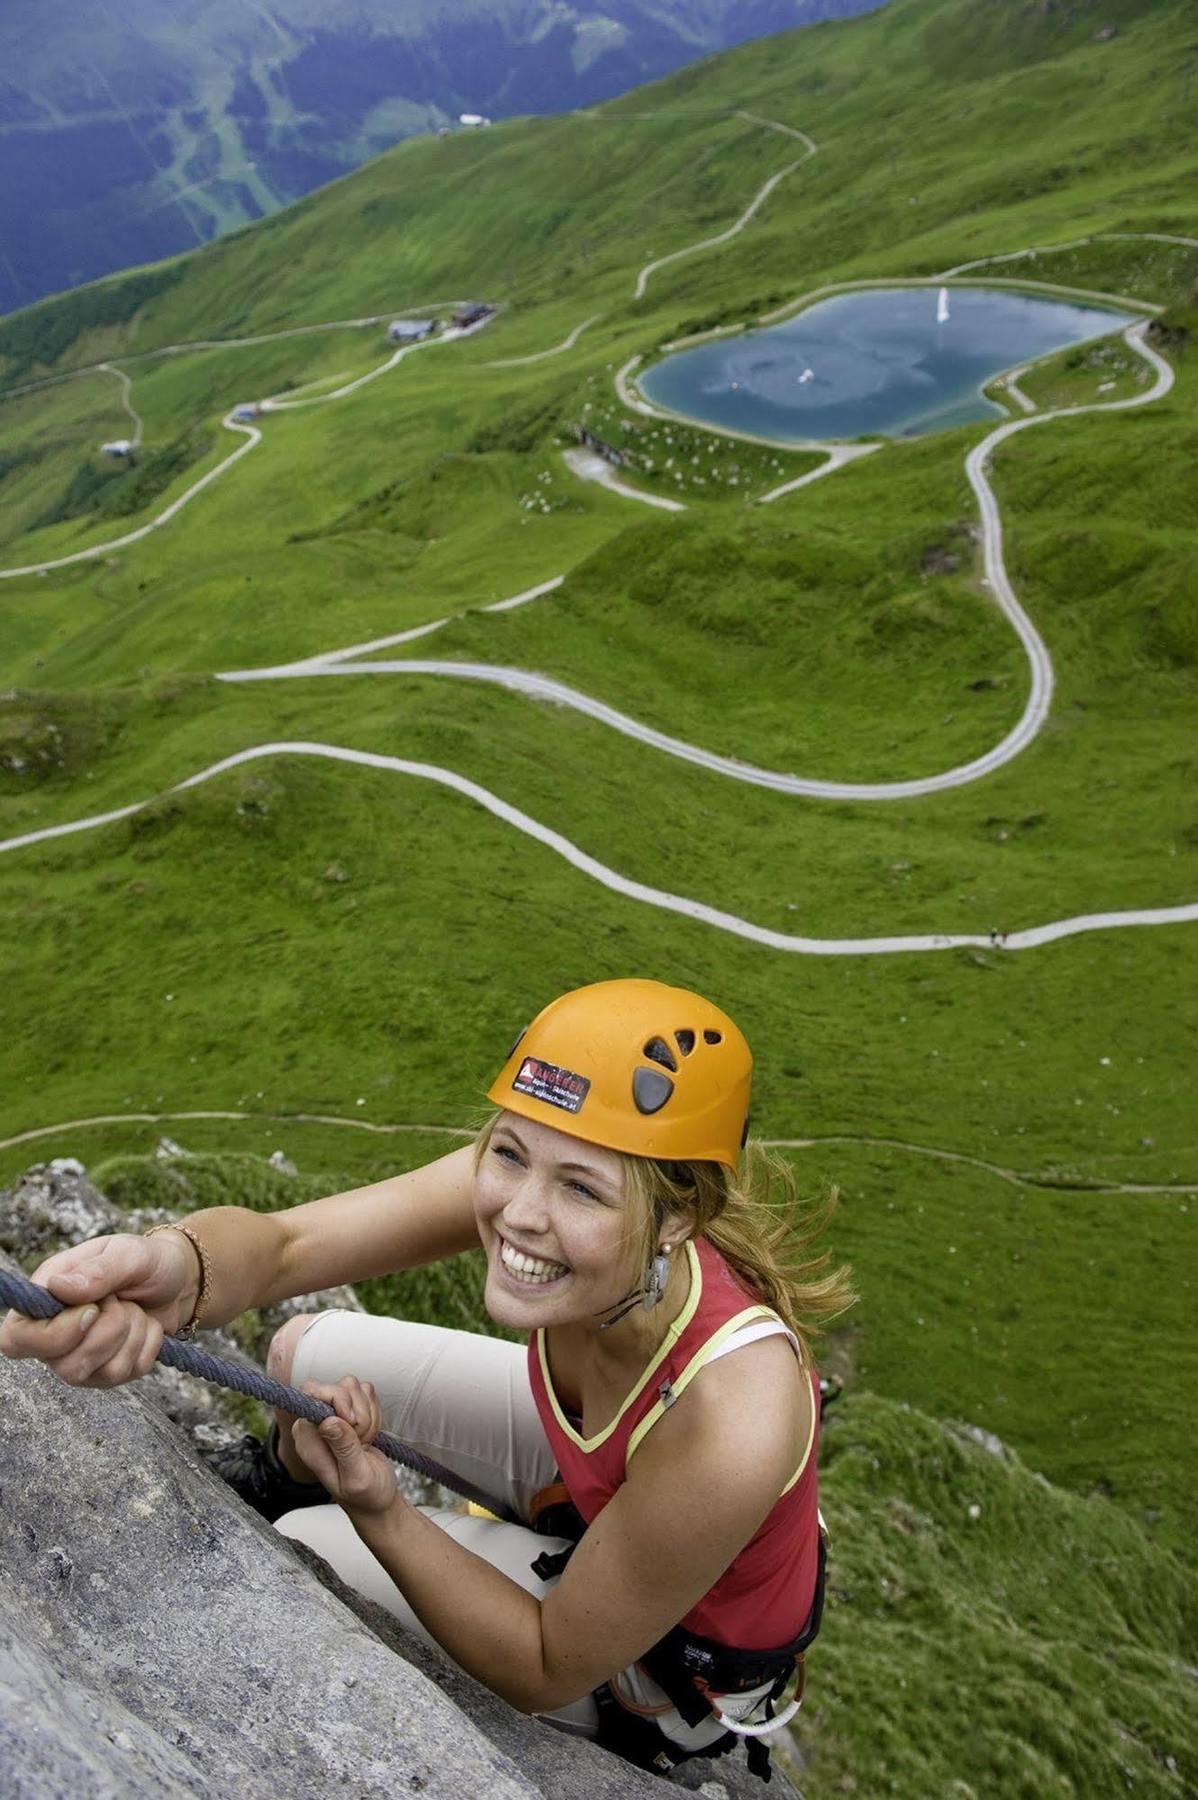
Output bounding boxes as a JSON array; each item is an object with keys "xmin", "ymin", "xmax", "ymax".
[{"xmin": 0, "ymin": 1265, "xmax": 513, "ymax": 1520}]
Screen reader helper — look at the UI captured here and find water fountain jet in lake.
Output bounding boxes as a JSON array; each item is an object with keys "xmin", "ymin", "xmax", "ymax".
[{"xmin": 639, "ymin": 286, "xmax": 1135, "ymax": 442}]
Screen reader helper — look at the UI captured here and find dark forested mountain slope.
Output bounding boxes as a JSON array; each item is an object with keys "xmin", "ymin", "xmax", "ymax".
[{"xmin": 0, "ymin": 0, "xmax": 883, "ymax": 314}]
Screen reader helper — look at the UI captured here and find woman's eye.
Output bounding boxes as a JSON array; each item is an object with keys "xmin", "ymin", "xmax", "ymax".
[
  {"xmin": 568, "ymin": 1180, "xmax": 600, "ymax": 1201},
  {"xmin": 492, "ymin": 1144, "xmax": 522, "ymax": 1166}
]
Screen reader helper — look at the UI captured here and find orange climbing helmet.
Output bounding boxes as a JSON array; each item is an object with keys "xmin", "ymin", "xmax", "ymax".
[{"xmin": 486, "ymin": 978, "xmax": 752, "ymax": 1170}]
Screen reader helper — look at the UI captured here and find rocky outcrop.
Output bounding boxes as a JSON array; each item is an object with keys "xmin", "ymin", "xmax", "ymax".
[
  {"xmin": 0, "ymin": 1159, "xmax": 363, "ymax": 1456},
  {"xmin": 0, "ymin": 1166, "xmax": 796, "ymax": 1798}
]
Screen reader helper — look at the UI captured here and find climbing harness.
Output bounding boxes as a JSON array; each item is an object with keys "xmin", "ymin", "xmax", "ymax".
[
  {"xmin": 529, "ymin": 1488, "xmax": 827, "ymax": 1784},
  {"xmin": 0, "ymin": 1265, "xmax": 516, "ymax": 1521}
]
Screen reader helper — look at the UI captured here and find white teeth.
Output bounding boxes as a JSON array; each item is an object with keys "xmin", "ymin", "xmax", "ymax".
[{"xmin": 500, "ymin": 1241, "xmax": 567, "ymax": 1283}]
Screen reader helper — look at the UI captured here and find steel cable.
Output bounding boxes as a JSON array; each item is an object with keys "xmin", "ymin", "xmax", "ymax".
[{"xmin": 0, "ymin": 1265, "xmax": 512, "ymax": 1519}]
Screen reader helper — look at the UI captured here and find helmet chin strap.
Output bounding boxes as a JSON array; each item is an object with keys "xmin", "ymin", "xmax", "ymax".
[{"xmin": 595, "ymin": 1246, "xmax": 672, "ymax": 1331}]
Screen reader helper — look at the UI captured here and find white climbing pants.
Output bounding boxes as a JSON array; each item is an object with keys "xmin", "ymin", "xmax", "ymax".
[{"xmin": 276, "ymin": 1310, "xmax": 773, "ymax": 1749}]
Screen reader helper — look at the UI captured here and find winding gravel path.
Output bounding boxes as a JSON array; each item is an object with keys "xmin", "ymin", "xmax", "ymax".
[
  {"xmin": 999, "ymin": 366, "xmax": 1038, "ymax": 414},
  {"xmin": 0, "ymin": 411, "xmax": 262, "ymax": 581},
  {"xmin": 633, "ymin": 117, "xmax": 817, "ymax": 298},
  {"xmin": 0, "ymin": 321, "xmax": 481, "ymax": 581},
  {"xmin": 756, "ymin": 444, "xmax": 882, "ymax": 501},
  {"xmin": 485, "ymin": 315, "xmax": 601, "ymax": 368},
  {"xmin": 4, "ymin": 736, "xmax": 1196, "ymax": 957},
  {"xmin": 0, "ymin": 217, "xmax": 1191, "ymax": 954},
  {"xmin": 0, "ymin": 301, "xmax": 469, "ymax": 403},
  {"xmin": 562, "ymin": 445, "xmax": 686, "ymax": 511},
  {"xmin": 3, "ymin": 1107, "xmax": 1194, "ymax": 1194},
  {"xmin": 939, "ymin": 230, "xmax": 1198, "ymax": 280},
  {"xmin": 100, "ymin": 363, "xmax": 143, "ymax": 446},
  {"xmin": 220, "ymin": 321, "xmax": 1171, "ymax": 808}
]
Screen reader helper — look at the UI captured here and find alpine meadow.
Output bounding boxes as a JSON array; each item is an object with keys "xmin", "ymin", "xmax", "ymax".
[{"xmin": 0, "ymin": 0, "xmax": 1195, "ymax": 1792}]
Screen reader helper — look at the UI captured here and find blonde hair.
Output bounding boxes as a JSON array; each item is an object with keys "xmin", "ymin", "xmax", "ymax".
[
  {"xmin": 620, "ymin": 1144, "xmax": 854, "ymax": 1367},
  {"xmin": 474, "ymin": 1114, "xmax": 854, "ymax": 1365}
]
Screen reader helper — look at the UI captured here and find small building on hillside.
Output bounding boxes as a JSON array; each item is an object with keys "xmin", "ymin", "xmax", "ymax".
[
  {"xmin": 452, "ymin": 302, "xmax": 496, "ymax": 331},
  {"xmin": 100, "ymin": 439, "xmax": 135, "ymax": 460},
  {"xmin": 232, "ymin": 404, "xmax": 261, "ymax": 422},
  {"xmin": 574, "ymin": 425, "xmax": 632, "ymax": 469},
  {"xmin": 458, "ymin": 113, "xmax": 491, "ymax": 128},
  {"xmin": 388, "ymin": 319, "xmax": 436, "ymax": 342}
]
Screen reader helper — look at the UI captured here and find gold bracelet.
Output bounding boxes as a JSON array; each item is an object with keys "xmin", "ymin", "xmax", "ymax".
[{"xmin": 144, "ymin": 1222, "xmax": 214, "ymax": 1340}]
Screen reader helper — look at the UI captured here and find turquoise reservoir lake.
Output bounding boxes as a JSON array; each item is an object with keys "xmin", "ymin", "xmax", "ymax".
[{"xmin": 638, "ymin": 287, "xmax": 1136, "ymax": 442}]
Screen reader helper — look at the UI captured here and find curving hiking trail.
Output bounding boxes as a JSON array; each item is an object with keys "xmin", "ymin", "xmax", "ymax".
[
  {"xmin": 3, "ymin": 1108, "xmax": 1194, "ymax": 1195},
  {"xmin": 633, "ymin": 116, "xmax": 817, "ymax": 299},
  {"xmin": 0, "ymin": 302, "xmax": 470, "ymax": 403},
  {"xmin": 485, "ymin": 315, "xmax": 601, "ymax": 368},
  {"xmin": 4, "ymin": 734, "xmax": 1196, "ymax": 958},
  {"xmin": 217, "ymin": 322, "xmax": 1170, "ymax": 807},
  {"xmin": 0, "ymin": 320, "xmax": 481, "ymax": 581},
  {"xmin": 100, "ymin": 363, "xmax": 144, "ymax": 446},
  {"xmin": 999, "ymin": 365, "xmax": 1038, "ymax": 414},
  {"xmin": 0, "ymin": 148, "xmax": 1192, "ymax": 955},
  {"xmin": 563, "ymin": 445, "xmax": 687, "ymax": 510},
  {"xmin": 939, "ymin": 230, "xmax": 1198, "ymax": 282},
  {"xmin": 0, "ymin": 411, "xmax": 262, "ymax": 581}
]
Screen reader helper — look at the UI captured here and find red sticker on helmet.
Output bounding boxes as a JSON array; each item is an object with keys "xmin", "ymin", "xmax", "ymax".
[{"xmin": 512, "ymin": 1055, "xmax": 591, "ymax": 1115}]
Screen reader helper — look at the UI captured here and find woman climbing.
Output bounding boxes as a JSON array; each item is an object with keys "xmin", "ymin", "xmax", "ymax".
[{"xmin": 0, "ymin": 979, "xmax": 853, "ymax": 1778}]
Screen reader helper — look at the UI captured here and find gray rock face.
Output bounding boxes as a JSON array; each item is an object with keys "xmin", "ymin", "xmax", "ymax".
[
  {"xmin": 0, "ymin": 1162, "xmax": 363, "ymax": 1455},
  {"xmin": 0, "ymin": 1184, "xmax": 797, "ymax": 1798},
  {"xmin": 0, "ymin": 1160, "xmax": 124, "ymax": 1258},
  {"xmin": 1, "ymin": 1339, "xmax": 537, "ymax": 1797}
]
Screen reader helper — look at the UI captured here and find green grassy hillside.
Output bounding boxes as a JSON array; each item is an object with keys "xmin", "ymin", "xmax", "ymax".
[
  {"xmin": 0, "ymin": 3, "xmax": 1195, "ymax": 1789},
  {"xmin": 6, "ymin": 1141, "xmax": 1195, "ymax": 1793}
]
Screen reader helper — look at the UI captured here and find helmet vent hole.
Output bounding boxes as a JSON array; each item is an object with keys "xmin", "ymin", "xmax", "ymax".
[
  {"xmin": 633, "ymin": 1067, "xmax": 674, "ymax": 1116},
  {"xmin": 643, "ymin": 1037, "xmax": 677, "ymax": 1072},
  {"xmin": 703, "ymin": 1029, "xmax": 723, "ymax": 1046},
  {"xmin": 673, "ymin": 1030, "xmax": 695, "ymax": 1057}
]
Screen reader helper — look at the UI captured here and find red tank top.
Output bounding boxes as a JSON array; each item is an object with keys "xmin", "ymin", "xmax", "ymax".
[{"xmin": 527, "ymin": 1235, "xmax": 820, "ymax": 1650}]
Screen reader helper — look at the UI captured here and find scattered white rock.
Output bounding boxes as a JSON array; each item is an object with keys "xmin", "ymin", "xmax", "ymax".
[{"xmin": 958, "ymin": 1422, "xmax": 1009, "ymax": 1459}]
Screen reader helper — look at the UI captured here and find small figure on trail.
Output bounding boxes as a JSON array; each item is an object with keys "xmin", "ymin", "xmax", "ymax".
[
  {"xmin": 1000, "ymin": 931, "xmax": 1009, "ymax": 948},
  {"xmin": 0, "ymin": 979, "xmax": 853, "ymax": 1781},
  {"xmin": 989, "ymin": 926, "xmax": 999, "ymax": 948}
]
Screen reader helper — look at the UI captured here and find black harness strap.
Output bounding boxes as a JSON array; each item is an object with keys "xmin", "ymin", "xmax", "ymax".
[
  {"xmin": 639, "ymin": 1531, "xmax": 827, "ymax": 1725},
  {"xmin": 529, "ymin": 1493, "xmax": 828, "ymax": 1784}
]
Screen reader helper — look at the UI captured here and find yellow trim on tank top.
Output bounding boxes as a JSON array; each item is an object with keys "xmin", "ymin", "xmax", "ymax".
[
  {"xmin": 536, "ymin": 1238, "xmax": 705, "ymax": 1453},
  {"xmin": 624, "ymin": 1304, "xmax": 776, "ymax": 1469},
  {"xmin": 779, "ymin": 1382, "xmax": 818, "ymax": 1496},
  {"xmin": 625, "ymin": 1304, "xmax": 816, "ymax": 1495}
]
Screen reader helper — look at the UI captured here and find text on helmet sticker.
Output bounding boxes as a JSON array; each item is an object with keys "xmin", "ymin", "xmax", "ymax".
[{"xmin": 512, "ymin": 1055, "xmax": 590, "ymax": 1115}]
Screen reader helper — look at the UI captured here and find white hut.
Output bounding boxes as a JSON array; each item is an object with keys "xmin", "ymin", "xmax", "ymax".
[
  {"xmin": 458, "ymin": 113, "xmax": 492, "ymax": 127},
  {"xmin": 388, "ymin": 319, "xmax": 436, "ymax": 343},
  {"xmin": 100, "ymin": 439, "xmax": 134, "ymax": 458},
  {"xmin": 232, "ymin": 404, "xmax": 260, "ymax": 422}
]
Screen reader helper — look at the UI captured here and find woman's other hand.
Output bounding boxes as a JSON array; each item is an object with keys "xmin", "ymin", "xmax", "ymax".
[
  {"xmin": 289, "ymin": 1375, "xmax": 398, "ymax": 1515},
  {"xmin": 0, "ymin": 1230, "xmax": 197, "ymax": 1387}
]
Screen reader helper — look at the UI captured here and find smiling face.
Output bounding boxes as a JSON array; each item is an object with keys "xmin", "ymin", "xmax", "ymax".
[{"xmin": 473, "ymin": 1111, "xmax": 647, "ymax": 1331}]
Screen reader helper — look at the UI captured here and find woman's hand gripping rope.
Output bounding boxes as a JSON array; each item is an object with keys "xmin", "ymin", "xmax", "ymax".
[
  {"xmin": 290, "ymin": 1376, "xmax": 402, "ymax": 1518},
  {"xmin": 0, "ymin": 1231, "xmax": 193, "ymax": 1386},
  {"xmin": 0, "ymin": 1261, "xmax": 512, "ymax": 1519}
]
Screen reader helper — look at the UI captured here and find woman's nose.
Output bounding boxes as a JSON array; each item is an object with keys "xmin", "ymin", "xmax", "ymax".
[{"xmin": 501, "ymin": 1173, "xmax": 552, "ymax": 1235}]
